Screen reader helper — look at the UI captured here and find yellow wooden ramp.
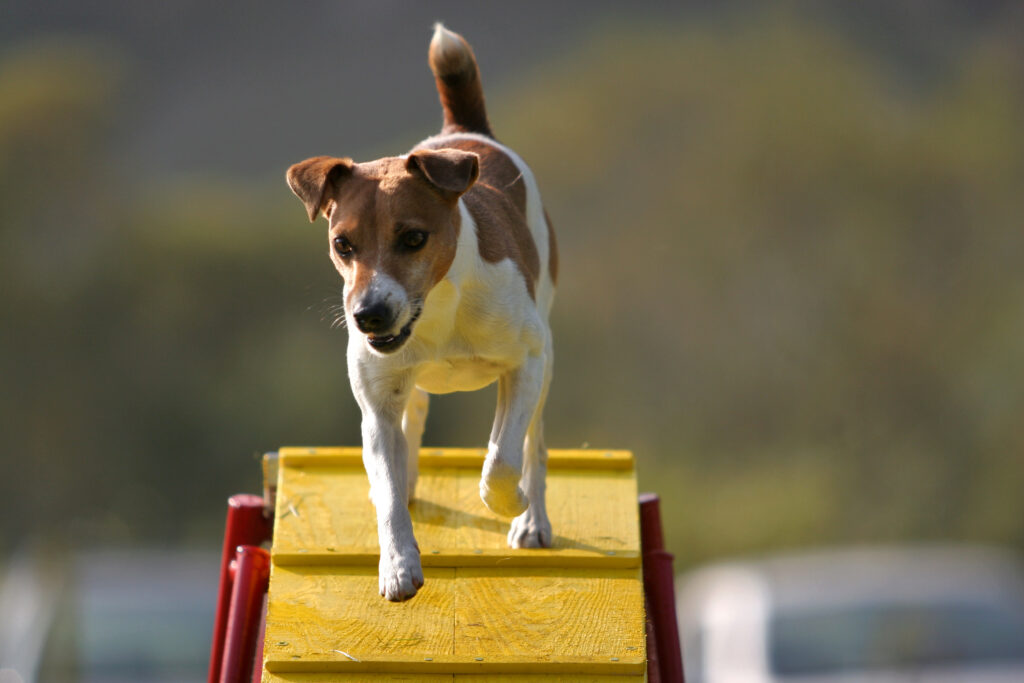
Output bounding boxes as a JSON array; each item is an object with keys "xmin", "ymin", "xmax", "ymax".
[{"xmin": 261, "ymin": 447, "xmax": 647, "ymax": 681}]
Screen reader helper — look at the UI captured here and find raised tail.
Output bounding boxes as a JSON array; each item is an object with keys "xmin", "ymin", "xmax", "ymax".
[{"xmin": 429, "ymin": 23, "xmax": 493, "ymax": 137}]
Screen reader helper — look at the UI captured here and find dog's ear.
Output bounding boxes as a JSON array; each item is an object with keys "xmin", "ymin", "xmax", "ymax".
[
  {"xmin": 406, "ymin": 149, "xmax": 479, "ymax": 199},
  {"xmin": 286, "ymin": 156, "xmax": 354, "ymax": 222}
]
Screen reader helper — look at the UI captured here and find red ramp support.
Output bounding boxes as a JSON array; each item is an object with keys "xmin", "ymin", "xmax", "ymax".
[
  {"xmin": 208, "ymin": 495, "xmax": 272, "ymax": 683},
  {"xmin": 640, "ymin": 492, "xmax": 685, "ymax": 683},
  {"xmin": 219, "ymin": 545, "xmax": 271, "ymax": 683}
]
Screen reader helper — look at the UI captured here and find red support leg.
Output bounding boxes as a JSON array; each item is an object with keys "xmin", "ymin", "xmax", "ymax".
[
  {"xmin": 640, "ymin": 492, "xmax": 685, "ymax": 683},
  {"xmin": 209, "ymin": 495, "xmax": 273, "ymax": 683},
  {"xmin": 220, "ymin": 546, "xmax": 271, "ymax": 683}
]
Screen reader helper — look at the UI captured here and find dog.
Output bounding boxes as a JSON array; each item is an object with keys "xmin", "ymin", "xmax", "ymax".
[{"xmin": 286, "ymin": 24, "xmax": 557, "ymax": 601}]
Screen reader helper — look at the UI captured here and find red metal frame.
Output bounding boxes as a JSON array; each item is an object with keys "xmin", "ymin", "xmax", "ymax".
[
  {"xmin": 640, "ymin": 492, "xmax": 685, "ymax": 683},
  {"xmin": 219, "ymin": 545, "xmax": 271, "ymax": 683},
  {"xmin": 208, "ymin": 495, "xmax": 273, "ymax": 683}
]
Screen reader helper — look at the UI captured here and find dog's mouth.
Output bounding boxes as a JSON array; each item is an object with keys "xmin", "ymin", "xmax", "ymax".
[{"xmin": 366, "ymin": 305, "xmax": 422, "ymax": 354}]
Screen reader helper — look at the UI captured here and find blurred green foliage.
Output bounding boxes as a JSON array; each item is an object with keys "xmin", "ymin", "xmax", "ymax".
[{"xmin": 2, "ymin": 10, "xmax": 1022, "ymax": 567}]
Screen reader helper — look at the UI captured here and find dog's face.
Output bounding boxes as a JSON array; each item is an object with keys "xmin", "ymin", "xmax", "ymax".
[{"xmin": 287, "ymin": 149, "xmax": 479, "ymax": 354}]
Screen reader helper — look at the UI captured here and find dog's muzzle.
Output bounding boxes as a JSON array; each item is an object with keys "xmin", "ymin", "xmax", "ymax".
[
  {"xmin": 353, "ymin": 302, "xmax": 394, "ymax": 335},
  {"xmin": 354, "ymin": 302, "xmax": 421, "ymax": 354}
]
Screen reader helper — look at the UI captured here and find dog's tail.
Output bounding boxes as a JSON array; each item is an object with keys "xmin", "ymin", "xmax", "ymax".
[{"xmin": 429, "ymin": 23, "xmax": 493, "ymax": 137}]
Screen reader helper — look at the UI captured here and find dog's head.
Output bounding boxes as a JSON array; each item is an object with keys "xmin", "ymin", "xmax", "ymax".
[{"xmin": 287, "ymin": 149, "xmax": 479, "ymax": 354}]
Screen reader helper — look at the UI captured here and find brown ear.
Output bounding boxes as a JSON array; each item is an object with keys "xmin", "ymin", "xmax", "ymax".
[
  {"xmin": 286, "ymin": 156, "xmax": 354, "ymax": 222},
  {"xmin": 406, "ymin": 149, "xmax": 479, "ymax": 199}
]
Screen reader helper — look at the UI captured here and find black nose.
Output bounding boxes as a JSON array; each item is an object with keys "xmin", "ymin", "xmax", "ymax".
[{"xmin": 353, "ymin": 302, "xmax": 393, "ymax": 334}]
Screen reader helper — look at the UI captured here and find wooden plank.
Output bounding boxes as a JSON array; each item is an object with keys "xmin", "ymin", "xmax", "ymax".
[
  {"xmin": 457, "ymin": 677, "xmax": 644, "ymax": 682},
  {"xmin": 264, "ymin": 566, "xmax": 456, "ymax": 670},
  {"xmin": 273, "ymin": 464, "xmax": 639, "ymax": 568},
  {"xmin": 264, "ymin": 675, "xmax": 453, "ymax": 682},
  {"xmin": 273, "ymin": 548, "xmax": 640, "ymax": 569},
  {"xmin": 279, "ymin": 447, "xmax": 634, "ymax": 470},
  {"xmin": 451, "ymin": 468, "xmax": 639, "ymax": 561},
  {"xmin": 263, "ymin": 566, "xmax": 645, "ymax": 676},
  {"xmin": 273, "ymin": 466, "xmax": 463, "ymax": 563},
  {"xmin": 262, "ymin": 675, "xmax": 642, "ymax": 682},
  {"xmin": 265, "ymin": 446, "xmax": 647, "ymax": 677},
  {"xmin": 453, "ymin": 568, "xmax": 646, "ymax": 672},
  {"xmin": 272, "ymin": 465, "xmax": 377, "ymax": 559},
  {"xmin": 265, "ymin": 656, "xmax": 646, "ymax": 676},
  {"xmin": 263, "ymin": 675, "xmax": 642, "ymax": 682}
]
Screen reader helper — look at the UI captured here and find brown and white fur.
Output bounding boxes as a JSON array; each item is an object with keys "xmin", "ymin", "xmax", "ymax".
[{"xmin": 286, "ymin": 24, "xmax": 557, "ymax": 601}]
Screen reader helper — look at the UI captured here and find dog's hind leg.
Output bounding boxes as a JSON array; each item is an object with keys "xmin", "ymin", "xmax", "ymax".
[
  {"xmin": 508, "ymin": 415, "xmax": 552, "ymax": 547},
  {"xmin": 402, "ymin": 387, "xmax": 430, "ymax": 503},
  {"xmin": 480, "ymin": 351, "xmax": 545, "ymax": 518},
  {"xmin": 508, "ymin": 338, "xmax": 553, "ymax": 548}
]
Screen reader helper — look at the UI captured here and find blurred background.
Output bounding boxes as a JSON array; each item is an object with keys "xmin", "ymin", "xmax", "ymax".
[{"xmin": 2, "ymin": 0, "xmax": 1023, "ymax": 680}]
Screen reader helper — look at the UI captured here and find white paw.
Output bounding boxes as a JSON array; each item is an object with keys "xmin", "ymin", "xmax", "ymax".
[
  {"xmin": 379, "ymin": 548, "xmax": 423, "ymax": 602},
  {"xmin": 508, "ymin": 509, "xmax": 552, "ymax": 548},
  {"xmin": 479, "ymin": 458, "xmax": 528, "ymax": 517}
]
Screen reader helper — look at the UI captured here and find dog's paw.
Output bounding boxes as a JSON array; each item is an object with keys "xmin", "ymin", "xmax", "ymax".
[
  {"xmin": 479, "ymin": 460, "xmax": 528, "ymax": 518},
  {"xmin": 508, "ymin": 509, "xmax": 552, "ymax": 548},
  {"xmin": 379, "ymin": 549, "xmax": 424, "ymax": 602}
]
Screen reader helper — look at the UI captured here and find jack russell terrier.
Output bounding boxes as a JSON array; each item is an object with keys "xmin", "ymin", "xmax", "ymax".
[{"xmin": 286, "ymin": 24, "xmax": 557, "ymax": 601}]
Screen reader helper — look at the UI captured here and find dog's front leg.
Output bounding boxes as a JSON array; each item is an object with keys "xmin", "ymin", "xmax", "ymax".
[
  {"xmin": 352, "ymin": 362, "xmax": 423, "ymax": 601},
  {"xmin": 480, "ymin": 352, "xmax": 545, "ymax": 517}
]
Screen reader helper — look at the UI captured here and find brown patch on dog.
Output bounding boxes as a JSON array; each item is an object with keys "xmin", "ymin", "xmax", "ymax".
[
  {"xmin": 416, "ymin": 137, "xmax": 543, "ymax": 298},
  {"xmin": 545, "ymin": 209, "xmax": 558, "ymax": 285}
]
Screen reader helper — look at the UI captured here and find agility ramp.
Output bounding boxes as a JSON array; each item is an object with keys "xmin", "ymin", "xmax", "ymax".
[{"xmin": 260, "ymin": 447, "xmax": 648, "ymax": 681}]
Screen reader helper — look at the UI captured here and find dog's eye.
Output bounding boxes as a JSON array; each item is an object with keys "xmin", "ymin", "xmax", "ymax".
[
  {"xmin": 400, "ymin": 230, "xmax": 428, "ymax": 251},
  {"xmin": 333, "ymin": 236, "xmax": 354, "ymax": 257}
]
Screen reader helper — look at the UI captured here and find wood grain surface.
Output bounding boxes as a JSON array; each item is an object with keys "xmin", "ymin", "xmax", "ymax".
[{"xmin": 262, "ymin": 447, "xmax": 647, "ymax": 678}]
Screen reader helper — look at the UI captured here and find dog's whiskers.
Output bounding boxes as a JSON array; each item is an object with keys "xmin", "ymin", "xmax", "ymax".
[{"xmin": 314, "ymin": 292, "xmax": 349, "ymax": 330}]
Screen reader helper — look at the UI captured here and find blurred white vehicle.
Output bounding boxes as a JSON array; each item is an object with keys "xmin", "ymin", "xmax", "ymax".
[{"xmin": 676, "ymin": 545, "xmax": 1024, "ymax": 683}]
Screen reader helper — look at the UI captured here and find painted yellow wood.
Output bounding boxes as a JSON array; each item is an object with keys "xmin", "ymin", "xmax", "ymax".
[
  {"xmin": 272, "ymin": 450, "xmax": 640, "ymax": 568},
  {"xmin": 453, "ymin": 569, "xmax": 646, "ymax": 668},
  {"xmin": 264, "ymin": 566, "xmax": 456, "ymax": 668},
  {"xmin": 264, "ymin": 447, "xmax": 647, "ymax": 678},
  {"xmin": 273, "ymin": 465, "xmax": 467, "ymax": 564},
  {"xmin": 457, "ymin": 677, "xmax": 644, "ymax": 682},
  {"xmin": 266, "ymin": 658, "xmax": 644, "ymax": 676},
  {"xmin": 273, "ymin": 465, "xmax": 377, "ymax": 560},
  {"xmin": 263, "ymin": 675, "xmax": 642, "ymax": 682},
  {"xmin": 450, "ymin": 468, "xmax": 640, "ymax": 561},
  {"xmin": 273, "ymin": 547, "xmax": 640, "ymax": 569},
  {"xmin": 264, "ymin": 675, "xmax": 454, "ymax": 682},
  {"xmin": 279, "ymin": 447, "xmax": 634, "ymax": 470},
  {"xmin": 264, "ymin": 566, "xmax": 644, "ymax": 676}
]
